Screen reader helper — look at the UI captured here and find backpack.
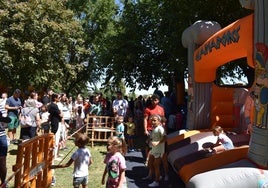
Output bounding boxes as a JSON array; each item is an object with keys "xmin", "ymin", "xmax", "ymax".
[{"xmin": 20, "ymin": 108, "xmax": 34, "ymax": 127}]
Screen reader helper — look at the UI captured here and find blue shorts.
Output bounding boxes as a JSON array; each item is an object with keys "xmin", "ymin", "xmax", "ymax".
[
  {"xmin": 222, "ymin": 142, "xmax": 234, "ymax": 150},
  {"xmin": 0, "ymin": 135, "xmax": 8, "ymax": 156},
  {"xmin": 73, "ymin": 176, "xmax": 88, "ymax": 187}
]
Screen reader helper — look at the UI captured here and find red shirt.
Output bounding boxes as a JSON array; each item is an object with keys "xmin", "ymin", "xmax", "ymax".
[{"xmin": 144, "ymin": 105, "xmax": 165, "ymax": 131}]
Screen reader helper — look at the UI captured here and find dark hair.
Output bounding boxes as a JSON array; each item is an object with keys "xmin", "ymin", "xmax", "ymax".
[
  {"xmin": 51, "ymin": 93, "xmax": 59, "ymax": 102},
  {"xmin": 151, "ymin": 94, "xmax": 160, "ymax": 100},
  {"xmin": 14, "ymin": 89, "xmax": 21, "ymax": 94}
]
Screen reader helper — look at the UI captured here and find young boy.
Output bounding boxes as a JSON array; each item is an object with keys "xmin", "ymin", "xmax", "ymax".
[
  {"xmin": 51, "ymin": 133, "xmax": 93, "ymax": 188},
  {"xmin": 115, "ymin": 115, "xmax": 125, "ymax": 139}
]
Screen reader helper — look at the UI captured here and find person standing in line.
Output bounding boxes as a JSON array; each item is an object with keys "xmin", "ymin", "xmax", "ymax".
[
  {"xmin": 0, "ymin": 93, "xmax": 8, "ymax": 118},
  {"xmin": 0, "ymin": 114, "xmax": 11, "ymax": 187},
  {"xmin": 134, "ymin": 96, "xmax": 144, "ymax": 136},
  {"xmin": 5, "ymin": 89, "xmax": 22, "ymax": 144},
  {"xmin": 115, "ymin": 115, "xmax": 125, "ymax": 140},
  {"xmin": 125, "ymin": 116, "xmax": 136, "ymax": 152},
  {"xmin": 144, "ymin": 114, "xmax": 169, "ymax": 187},
  {"xmin": 74, "ymin": 95, "xmax": 85, "ymax": 129},
  {"xmin": 48, "ymin": 93, "xmax": 62, "ymax": 186},
  {"xmin": 112, "ymin": 91, "xmax": 129, "ymax": 119},
  {"xmin": 143, "ymin": 94, "xmax": 165, "ymax": 164},
  {"xmin": 101, "ymin": 136, "xmax": 127, "ymax": 188},
  {"xmin": 42, "ymin": 88, "xmax": 53, "ymax": 106},
  {"xmin": 19, "ymin": 99, "xmax": 41, "ymax": 140},
  {"xmin": 40, "ymin": 105, "xmax": 50, "ymax": 134},
  {"xmin": 52, "ymin": 133, "xmax": 93, "ymax": 188}
]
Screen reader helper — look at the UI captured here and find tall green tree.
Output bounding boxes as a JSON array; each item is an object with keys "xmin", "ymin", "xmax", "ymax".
[
  {"xmin": 0, "ymin": 0, "xmax": 90, "ymax": 95},
  {"xmin": 100, "ymin": 0, "xmax": 252, "ymax": 94}
]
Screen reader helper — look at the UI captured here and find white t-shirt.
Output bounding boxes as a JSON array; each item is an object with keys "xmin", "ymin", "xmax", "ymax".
[
  {"xmin": 71, "ymin": 147, "xmax": 91, "ymax": 177},
  {"xmin": 112, "ymin": 99, "xmax": 129, "ymax": 117}
]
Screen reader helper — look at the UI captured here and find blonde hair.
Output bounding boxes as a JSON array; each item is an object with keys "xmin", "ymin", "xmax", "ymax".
[
  {"xmin": 149, "ymin": 114, "xmax": 162, "ymax": 121},
  {"xmin": 213, "ymin": 126, "xmax": 224, "ymax": 134},
  {"xmin": 107, "ymin": 136, "xmax": 127, "ymax": 155}
]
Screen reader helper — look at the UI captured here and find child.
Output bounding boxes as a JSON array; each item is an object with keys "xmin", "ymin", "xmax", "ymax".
[
  {"xmin": 210, "ymin": 126, "xmax": 234, "ymax": 154},
  {"xmin": 76, "ymin": 106, "xmax": 84, "ymax": 129},
  {"xmin": 144, "ymin": 114, "xmax": 169, "ymax": 187},
  {"xmin": 51, "ymin": 133, "xmax": 93, "ymax": 188},
  {"xmin": 115, "ymin": 116, "xmax": 125, "ymax": 139},
  {"xmin": 125, "ymin": 116, "xmax": 136, "ymax": 152},
  {"xmin": 102, "ymin": 136, "xmax": 127, "ymax": 188},
  {"xmin": 40, "ymin": 105, "xmax": 50, "ymax": 134}
]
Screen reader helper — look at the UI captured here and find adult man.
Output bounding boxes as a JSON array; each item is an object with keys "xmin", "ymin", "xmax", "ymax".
[
  {"xmin": 5, "ymin": 89, "xmax": 22, "ymax": 144},
  {"xmin": 42, "ymin": 88, "xmax": 53, "ymax": 106},
  {"xmin": 144, "ymin": 94, "xmax": 165, "ymax": 136},
  {"xmin": 112, "ymin": 91, "xmax": 129, "ymax": 118}
]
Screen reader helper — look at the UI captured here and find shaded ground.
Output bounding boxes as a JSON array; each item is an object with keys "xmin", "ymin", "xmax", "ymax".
[{"xmin": 125, "ymin": 135, "xmax": 185, "ymax": 188}]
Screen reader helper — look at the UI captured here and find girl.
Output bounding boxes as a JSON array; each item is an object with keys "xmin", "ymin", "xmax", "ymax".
[
  {"xmin": 40, "ymin": 105, "xmax": 50, "ymax": 134},
  {"xmin": 211, "ymin": 126, "xmax": 234, "ymax": 154},
  {"xmin": 51, "ymin": 133, "xmax": 93, "ymax": 188},
  {"xmin": 102, "ymin": 136, "xmax": 127, "ymax": 188},
  {"xmin": 144, "ymin": 114, "xmax": 169, "ymax": 187}
]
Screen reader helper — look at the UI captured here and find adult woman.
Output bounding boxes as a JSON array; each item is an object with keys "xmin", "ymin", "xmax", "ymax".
[{"xmin": 19, "ymin": 99, "xmax": 41, "ymax": 140}]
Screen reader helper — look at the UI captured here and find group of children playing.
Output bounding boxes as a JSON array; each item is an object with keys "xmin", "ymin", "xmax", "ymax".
[{"xmin": 51, "ymin": 113, "xmax": 234, "ymax": 188}]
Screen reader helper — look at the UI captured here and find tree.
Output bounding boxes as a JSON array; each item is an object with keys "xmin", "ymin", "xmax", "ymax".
[
  {"xmin": 0, "ymin": 0, "xmax": 90, "ymax": 95},
  {"xmin": 99, "ymin": 0, "xmax": 252, "ymax": 95}
]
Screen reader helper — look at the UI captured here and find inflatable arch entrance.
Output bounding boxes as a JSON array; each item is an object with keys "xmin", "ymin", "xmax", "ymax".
[
  {"xmin": 167, "ymin": 1, "xmax": 268, "ymax": 187},
  {"xmin": 182, "ymin": 14, "xmax": 254, "ymax": 131}
]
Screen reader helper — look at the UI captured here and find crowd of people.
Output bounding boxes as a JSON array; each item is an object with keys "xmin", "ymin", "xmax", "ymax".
[{"xmin": 0, "ymin": 87, "xmax": 185, "ymax": 187}]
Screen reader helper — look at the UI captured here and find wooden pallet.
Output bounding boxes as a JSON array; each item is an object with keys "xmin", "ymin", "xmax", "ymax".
[{"xmin": 85, "ymin": 115, "xmax": 115, "ymax": 147}]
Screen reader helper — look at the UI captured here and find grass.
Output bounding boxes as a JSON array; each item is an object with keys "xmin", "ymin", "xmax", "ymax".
[{"xmin": 6, "ymin": 137, "xmax": 108, "ymax": 188}]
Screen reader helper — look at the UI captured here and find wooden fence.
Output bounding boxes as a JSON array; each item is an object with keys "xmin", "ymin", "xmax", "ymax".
[{"xmin": 12, "ymin": 134, "xmax": 54, "ymax": 188}]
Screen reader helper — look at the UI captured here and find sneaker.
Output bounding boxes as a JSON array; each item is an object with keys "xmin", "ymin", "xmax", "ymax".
[
  {"xmin": 164, "ymin": 175, "xmax": 169, "ymax": 181},
  {"xmin": 148, "ymin": 181, "xmax": 159, "ymax": 187}
]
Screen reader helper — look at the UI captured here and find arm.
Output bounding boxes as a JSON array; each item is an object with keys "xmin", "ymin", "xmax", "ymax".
[
  {"xmin": 35, "ymin": 113, "xmax": 41, "ymax": 132},
  {"xmin": 5, "ymin": 103, "xmax": 21, "ymax": 111},
  {"xmin": 89, "ymin": 157, "xmax": 93, "ymax": 166},
  {"xmin": 152, "ymin": 129, "xmax": 166, "ymax": 146},
  {"xmin": 117, "ymin": 169, "xmax": 126, "ymax": 188},
  {"xmin": 101, "ymin": 167, "xmax": 107, "ymax": 185},
  {"xmin": 144, "ymin": 115, "xmax": 149, "ymax": 135},
  {"xmin": 51, "ymin": 158, "xmax": 73, "ymax": 169}
]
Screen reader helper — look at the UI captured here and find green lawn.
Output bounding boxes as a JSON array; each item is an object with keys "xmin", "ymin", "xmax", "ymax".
[{"xmin": 6, "ymin": 138, "xmax": 107, "ymax": 188}]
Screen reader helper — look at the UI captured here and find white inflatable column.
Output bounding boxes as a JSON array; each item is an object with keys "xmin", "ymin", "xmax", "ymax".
[{"xmin": 182, "ymin": 21, "xmax": 221, "ymax": 130}]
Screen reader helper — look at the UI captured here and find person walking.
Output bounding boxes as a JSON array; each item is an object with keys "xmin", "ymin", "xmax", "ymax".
[
  {"xmin": 112, "ymin": 91, "xmax": 129, "ymax": 119},
  {"xmin": 102, "ymin": 136, "xmax": 127, "ymax": 188}
]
